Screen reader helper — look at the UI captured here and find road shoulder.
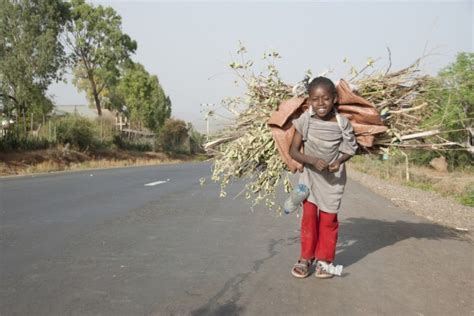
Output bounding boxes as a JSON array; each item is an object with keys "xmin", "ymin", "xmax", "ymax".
[{"xmin": 348, "ymin": 167, "xmax": 473, "ymax": 239}]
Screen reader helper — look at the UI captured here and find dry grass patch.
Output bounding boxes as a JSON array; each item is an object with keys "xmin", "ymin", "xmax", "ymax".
[
  {"xmin": 348, "ymin": 155, "xmax": 474, "ymax": 206},
  {"xmin": 0, "ymin": 147, "xmax": 196, "ymax": 176}
]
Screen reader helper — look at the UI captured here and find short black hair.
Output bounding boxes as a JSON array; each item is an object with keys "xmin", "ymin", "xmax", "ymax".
[{"xmin": 306, "ymin": 76, "xmax": 337, "ymax": 97}]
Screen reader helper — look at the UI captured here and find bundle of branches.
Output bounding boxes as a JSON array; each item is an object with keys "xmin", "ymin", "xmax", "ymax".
[
  {"xmin": 207, "ymin": 47, "xmax": 472, "ymax": 210},
  {"xmin": 355, "ymin": 59, "xmax": 430, "ymax": 138},
  {"xmin": 353, "ymin": 55, "xmax": 472, "ymax": 152},
  {"xmin": 207, "ymin": 49, "xmax": 294, "ymax": 209}
]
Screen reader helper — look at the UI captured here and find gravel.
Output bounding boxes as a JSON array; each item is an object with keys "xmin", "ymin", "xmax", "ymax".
[{"xmin": 348, "ymin": 167, "xmax": 473, "ymax": 239}]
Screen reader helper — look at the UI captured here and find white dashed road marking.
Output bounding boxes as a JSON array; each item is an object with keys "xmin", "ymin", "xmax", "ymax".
[{"xmin": 144, "ymin": 179, "xmax": 170, "ymax": 186}]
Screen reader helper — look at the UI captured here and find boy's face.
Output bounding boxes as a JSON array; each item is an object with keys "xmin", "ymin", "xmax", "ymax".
[{"xmin": 308, "ymin": 86, "xmax": 338, "ymax": 119}]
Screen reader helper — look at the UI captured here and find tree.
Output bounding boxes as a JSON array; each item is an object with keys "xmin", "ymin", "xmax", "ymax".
[
  {"xmin": 0, "ymin": 0, "xmax": 69, "ymax": 116},
  {"xmin": 417, "ymin": 52, "xmax": 474, "ymax": 167},
  {"xmin": 438, "ymin": 52, "xmax": 474, "ymax": 118},
  {"xmin": 188, "ymin": 123, "xmax": 206, "ymax": 154},
  {"xmin": 114, "ymin": 62, "xmax": 171, "ymax": 131},
  {"xmin": 159, "ymin": 118, "xmax": 189, "ymax": 153},
  {"xmin": 65, "ymin": 0, "xmax": 136, "ymax": 116}
]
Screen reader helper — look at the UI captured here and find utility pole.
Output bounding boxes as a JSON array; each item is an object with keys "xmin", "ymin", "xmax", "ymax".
[
  {"xmin": 200, "ymin": 103, "xmax": 215, "ymax": 142},
  {"xmin": 206, "ymin": 113, "xmax": 210, "ymax": 141}
]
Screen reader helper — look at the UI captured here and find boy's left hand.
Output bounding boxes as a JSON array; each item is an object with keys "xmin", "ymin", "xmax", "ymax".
[{"xmin": 328, "ymin": 160, "xmax": 341, "ymax": 172}]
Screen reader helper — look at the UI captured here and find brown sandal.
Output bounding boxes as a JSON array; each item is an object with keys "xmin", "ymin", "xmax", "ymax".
[{"xmin": 291, "ymin": 259, "xmax": 312, "ymax": 278}]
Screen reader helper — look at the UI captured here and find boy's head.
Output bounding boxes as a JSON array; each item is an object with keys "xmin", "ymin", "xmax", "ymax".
[
  {"xmin": 307, "ymin": 76, "xmax": 337, "ymax": 98},
  {"xmin": 307, "ymin": 76, "xmax": 338, "ymax": 119}
]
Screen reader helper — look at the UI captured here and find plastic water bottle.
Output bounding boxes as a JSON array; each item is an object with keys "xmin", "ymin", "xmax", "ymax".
[{"xmin": 283, "ymin": 184, "xmax": 309, "ymax": 214}]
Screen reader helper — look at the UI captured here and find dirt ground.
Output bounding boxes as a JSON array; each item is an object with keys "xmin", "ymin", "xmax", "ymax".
[{"xmin": 347, "ymin": 164, "xmax": 473, "ymax": 239}]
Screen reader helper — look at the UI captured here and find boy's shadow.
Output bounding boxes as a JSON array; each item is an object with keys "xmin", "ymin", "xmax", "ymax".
[{"xmin": 335, "ymin": 217, "xmax": 469, "ymax": 268}]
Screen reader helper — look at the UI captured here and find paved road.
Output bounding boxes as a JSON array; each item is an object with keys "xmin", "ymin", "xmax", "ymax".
[{"xmin": 1, "ymin": 163, "xmax": 472, "ymax": 315}]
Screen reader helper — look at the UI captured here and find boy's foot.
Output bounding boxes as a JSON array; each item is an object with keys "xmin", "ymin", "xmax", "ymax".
[
  {"xmin": 291, "ymin": 259, "xmax": 312, "ymax": 278},
  {"xmin": 315, "ymin": 261, "xmax": 334, "ymax": 279}
]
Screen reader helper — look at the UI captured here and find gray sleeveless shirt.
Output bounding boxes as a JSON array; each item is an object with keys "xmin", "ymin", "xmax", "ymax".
[{"xmin": 292, "ymin": 110, "xmax": 358, "ymax": 213}]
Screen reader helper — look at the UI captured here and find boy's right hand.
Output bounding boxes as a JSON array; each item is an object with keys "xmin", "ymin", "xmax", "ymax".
[{"xmin": 311, "ymin": 157, "xmax": 328, "ymax": 171}]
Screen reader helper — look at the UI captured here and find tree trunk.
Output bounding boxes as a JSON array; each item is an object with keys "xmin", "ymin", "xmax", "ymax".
[
  {"xmin": 88, "ymin": 72, "xmax": 102, "ymax": 116},
  {"xmin": 22, "ymin": 109, "xmax": 26, "ymax": 133},
  {"xmin": 93, "ymin": 90, "xmax": 102, "ymax": 116}
]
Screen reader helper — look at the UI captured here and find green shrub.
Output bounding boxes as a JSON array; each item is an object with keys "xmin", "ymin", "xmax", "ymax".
[
  {"xmin": 112, "ymin": 135, "xmax": 153, "ymax": 151},
  {"xmin": 457, "ymin": 188, "xmax": 474, "ymax": 207},
  {"xmin": 412, "ymin": 52, "xmax": 474, "ymax": 169},
  {"xmin": 189, "ymin": 128, "xmax": 206, "ymax": 154},
  {"xmin": 157, "ymin": 118, "xmax": 189, "ymax": 153},
  {"xmin": 55, "ymin": 115, "xmax": 95, "ymax": 150},
  {"xmin": 408, "ymin": 148, "xmax": 472, "ymax": 170},
  {"xmin": 0, "ymin": 133, "xmax": 52, "ymax": 151}
]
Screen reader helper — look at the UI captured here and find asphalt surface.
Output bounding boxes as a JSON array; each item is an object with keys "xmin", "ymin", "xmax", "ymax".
[{"xmin": 1, "ymin": 162, "xmax": 472, "ymax": 315}]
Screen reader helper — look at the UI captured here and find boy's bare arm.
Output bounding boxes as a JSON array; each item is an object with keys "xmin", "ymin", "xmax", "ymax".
[
  {"xmin": 337, "ymin": 153, "xmax": 353, "ymax": 164},
  {"xmin": 328, "ymin": 153, "xmax": 353, "ymax": 172},
  {"xmin": 289, "ymin": 131, "xmax": 328, "ymax": 171}
]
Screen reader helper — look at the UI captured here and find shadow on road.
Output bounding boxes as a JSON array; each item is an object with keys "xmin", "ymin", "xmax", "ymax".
[
  {"xmin": 336, "ymin": 217, "xmax": 469, "ymax": 268},
  {"xmin": 189, "ymin": 236, "xmax": 299, "ymax": 316},
  {"xmin": 188, "ymin": 218, "xmax": 468, "ymax": 315}
]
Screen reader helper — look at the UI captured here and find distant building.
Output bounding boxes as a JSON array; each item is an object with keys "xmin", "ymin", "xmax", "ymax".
[{"xmin": 53, "ymin": 104, "xmax": 98, "ymax": 118}]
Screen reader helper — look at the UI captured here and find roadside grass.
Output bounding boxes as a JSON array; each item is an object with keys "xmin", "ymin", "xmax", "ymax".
[
  {"xmin": 19, "ymin": 158, "xmax": 181, "ymax": 175},
  {"xmin": 0, "ymin": 147, "xmax": 208, "ymax": 176},
  {"xmin": 403, "ymin": 180, "xmax": 434, "ymax": 192},
  {"xmin": 457, "ymin": 188, "xmax": 474, "ymax": 207},
  {"xmin": 348, "ymin": 155, "xmax": 474, "ymax": 207}
]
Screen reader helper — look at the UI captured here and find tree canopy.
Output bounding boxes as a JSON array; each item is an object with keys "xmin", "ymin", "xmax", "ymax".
[
  {"xmin": 65, "ymin": 0, "xmax": 136, "ymax": 116},
  {"xmin": 438, "ymin": 52, "xmax": 473, "ymax": 115},
  {"xmin": 159, "ymin": 118, "xmax": 189, "ymax": 153},
  {"xmin": 419, "ymin": 52, "xmax": 474, "ymax": 166},
  {"xmin": 0, "ymin": 0, "xmax": 69, "ymax": 116},
  {"xmin": 114, "ymin": 62, "xmax": 171, "ymax": 132}
]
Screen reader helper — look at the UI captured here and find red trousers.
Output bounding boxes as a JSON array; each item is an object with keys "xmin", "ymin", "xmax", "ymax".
[{"xmin": 300, "ymin": 200, "xmax": 339, "ymax": 262}]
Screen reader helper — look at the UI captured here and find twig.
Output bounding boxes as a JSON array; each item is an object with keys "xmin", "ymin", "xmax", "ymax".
[
  {"xmin": 375, "ymin": 143, "xmax": 466, "ymax": 150},
  {"xmin": 385, "ymin": 47, "xmax": 392, "ymax": 75},
  {"xmin": 388, "ymin": 102, "xmax": 427, "ymax": 114},
  {"xmin": 399, "ymin": 128, "xmax": 470, "ymax": 141},
  {"xmin": 349, "ymin": 57, "xmax": 382, "ymax": 82},
  {"xmin": 400, "ymin": 129, "xmax": 441, "ymax": 141}
]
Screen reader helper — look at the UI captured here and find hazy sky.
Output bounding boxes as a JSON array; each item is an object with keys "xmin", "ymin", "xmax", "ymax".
[{"xmin": 48, "ymin": 0, "xmax": 473, "ymax": 132}]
